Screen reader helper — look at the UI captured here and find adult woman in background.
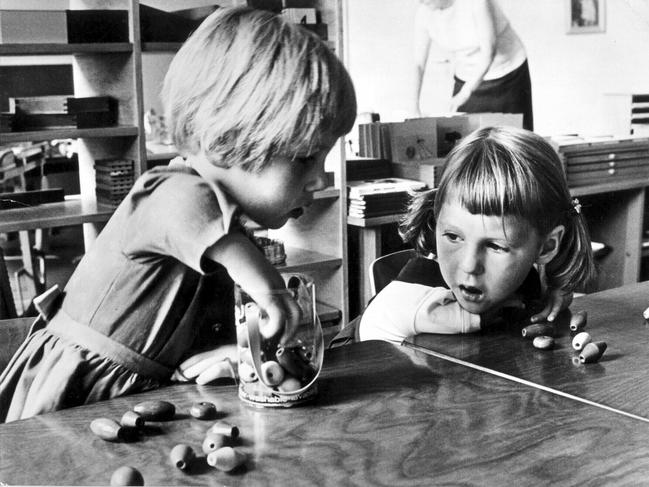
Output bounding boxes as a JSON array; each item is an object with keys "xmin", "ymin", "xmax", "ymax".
[{"xmin": 412, "ymin": 0, "xmax": 534, "ymax": 130}]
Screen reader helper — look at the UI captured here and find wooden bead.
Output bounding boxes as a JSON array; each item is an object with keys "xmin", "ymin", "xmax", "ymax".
[
  {"xmin": 532, "ymin": 335, "xmax": 554, "ymax": 350},
  {"xmin": 521, "ymin": 323, "xmax": 555, "ymax": 339},
  {"xmin": 277, "ymin": 375, "xmax": 302, "ymax": 393},
  {"xmin": 275, "ymin": 346, "xmax": 313, "ymax": 381},
  {"xmin": 169, "ymin": 444, "xmax": 195, "ymax": 470},
  {"xmin": 133, "ymin": 400, "xmax": 175, "ymax": 421},
  {"xmin": 569, "ymin": 310, "xmax": 588, "ymax": 331},
  {"xmin": 90, "ymin": 418, "xmax": 124, "ymax": 442},
  {"xmin": 579, "ymin": 341, "xmax": 607, "ymax": 363},
  {"xmin": 261, "ymin": 360, "xmax": 285, "ymax": 386},
  {"xmin": 189, "ymin": 401, "xmax": 217, "ymax": 420},
  {"xmin": 110, "ymin": 466, "xmax": 144, "ymax": 486},
  {"xmin": 202, "ymin": 432, "xmax": 228, "ymax": 454},
  {"xmin": 572, "ymin": 332, "xmax": 592, "ymax": 351},
  {"xmin": 209, "ymin": 421, "xmax": 239, "ymax": 439},
  {"xmin": 120, "ymin": 411, "xmax": 144, "ymax": 428},
  {"xmin": 206, "ymin": 447, "xmax": 247, "ymax": 472}
]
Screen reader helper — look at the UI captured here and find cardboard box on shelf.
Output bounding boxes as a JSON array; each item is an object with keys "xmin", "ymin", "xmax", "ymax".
[{"xmin": 0, "ymin": 10, "xmax": 67, "ymax": 44}]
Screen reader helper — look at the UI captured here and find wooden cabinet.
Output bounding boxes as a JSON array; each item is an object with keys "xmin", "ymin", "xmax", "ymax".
[{"xmin": 1, "ymin": 0, "xmax": 350, "ymax": 330}]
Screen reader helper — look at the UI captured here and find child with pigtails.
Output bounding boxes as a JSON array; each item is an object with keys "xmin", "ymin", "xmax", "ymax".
[{"xmin": 338, "ymin": 126, "xmax": 596, "ymax": 344}]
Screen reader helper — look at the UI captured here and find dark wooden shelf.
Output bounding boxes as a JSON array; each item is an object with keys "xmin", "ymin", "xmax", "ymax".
[
  {"xmin": 1, "ymin": 126, "xmax": 139, "ymax": 144},
  {"xmin": 142, "ymin": 42, "xmax": 182, "ymax": 52},
  {"xmin": 0, "ymin": 43, "xmax": 133, "ymax": 55}
]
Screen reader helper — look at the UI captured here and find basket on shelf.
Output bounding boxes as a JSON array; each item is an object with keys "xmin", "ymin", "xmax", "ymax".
[
  {"xmin": 253, "ymin": 236, "xmax": 287, "ymax": 266},
  {"xmin": 95, "ymin": 158, "xmax": 134, "ymax": 208}
]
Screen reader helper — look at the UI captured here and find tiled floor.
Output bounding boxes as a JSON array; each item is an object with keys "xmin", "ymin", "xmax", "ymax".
[{"xmin": 1, "ymin": 225, "xmax": 84, "ymax": 316}]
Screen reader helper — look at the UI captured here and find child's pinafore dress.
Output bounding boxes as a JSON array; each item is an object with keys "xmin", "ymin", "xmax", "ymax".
[{"xmin": 0, "ymin": 160, "xmax": 240, "ymax": 422}]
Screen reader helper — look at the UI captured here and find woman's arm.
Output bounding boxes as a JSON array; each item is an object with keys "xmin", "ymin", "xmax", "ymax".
[
  {"xmin": 449, "ymin": 0, "xmax": 497, "ymax": 111},
  {"xmin": 412, "ymin": 13, "xmax": 432, "ymax": 116}
]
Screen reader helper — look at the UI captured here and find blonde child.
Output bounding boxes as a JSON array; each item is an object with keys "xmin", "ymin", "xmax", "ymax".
[
  {"xmin": 0, "ymin": 7, "xmax": 356, "ymax": 422},
  {"xmin": 358, "ymin": 126, "xmax": 595, "ymax": 343}
]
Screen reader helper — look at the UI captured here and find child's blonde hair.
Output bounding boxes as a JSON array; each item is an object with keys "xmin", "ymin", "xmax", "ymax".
[
  {"xmin": 400, "ymin": 126, "xmax": 596, "ymax": 292},
  {"xmin": 161, "ymin": 7, "xmax": 356, "ymax": 171}
]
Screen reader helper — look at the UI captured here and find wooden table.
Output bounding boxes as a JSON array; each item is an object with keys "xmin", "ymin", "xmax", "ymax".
[
  {"xmin": 405, "ymin": 281, "xmax": 649, "ymax": 421},
  {"xmin": 3, "ymin": 295, "xmax": 649, "ymax": 485}
]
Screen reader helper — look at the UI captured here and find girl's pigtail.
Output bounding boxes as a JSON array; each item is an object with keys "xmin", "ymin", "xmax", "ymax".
[
  {"xmin": 546, "ymin": 203, "xmax": 597, "ymax": 293},
  {"xmin": 398, "ymin": 188, "xmax": 437, "ymax": 256}
]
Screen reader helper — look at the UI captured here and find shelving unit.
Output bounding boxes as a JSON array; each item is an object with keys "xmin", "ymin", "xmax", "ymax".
[
  {"xmin": 570, "ymin": 180, "xmax": 647, "ymax": 291},
  {"xmin": 1, "ymin": 0, "xmax": 351, "ymax": 329},
  {"xmin": 1, "ymin": 0, "xmax": 146, "ymax": 249},
  {"xmin": 601, "ymin": 93, "xmax": 649, "ymax": 286}
]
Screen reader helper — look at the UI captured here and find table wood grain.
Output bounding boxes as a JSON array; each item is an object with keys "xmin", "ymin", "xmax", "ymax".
[
  {"xmin": 3, "ymin": 340, "xmax": 649, "ymax": 485},
  {"xmin": 406, "ymin": 281, "xmax": 649, "ymax": 420}
]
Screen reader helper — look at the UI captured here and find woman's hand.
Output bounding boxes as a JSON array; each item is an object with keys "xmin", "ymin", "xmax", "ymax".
[
  {"xmin": 449, "ymin": 85, "xmax": 472, "ymax": 112},
  {"xmin": 530, "ymin": 289, "xmax": 574, "ymax": 323},
  {"xmin": 172, "ymin": 345, "xmax": 238, "ymax": 385}
]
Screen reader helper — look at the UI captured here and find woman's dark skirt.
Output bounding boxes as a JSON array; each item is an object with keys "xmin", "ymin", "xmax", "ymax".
[{"xmin": 453, "ymin": 60, "xmax": 534, "ymax": 131}]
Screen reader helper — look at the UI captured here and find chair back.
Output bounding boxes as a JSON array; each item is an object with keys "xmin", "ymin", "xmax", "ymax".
[
  {"xmin": 369, "ymin": 249, "xmax": 417, "ymax": 296},
  {"xmin": 0, "ymin": 246, "xmax": 17, "ymax": 319}
]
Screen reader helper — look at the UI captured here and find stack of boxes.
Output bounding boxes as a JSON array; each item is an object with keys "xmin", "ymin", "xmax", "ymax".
[
  {"xmin": 550, "ymin": 135, "xmax": 649, "ymax": 187},
  {"xmin": 8, "ymin": 96, "xmax": 117, "ymax": 131},
  {"xmin": 94, "ymin": 159, "xmax": 134, "ymax": 209}
]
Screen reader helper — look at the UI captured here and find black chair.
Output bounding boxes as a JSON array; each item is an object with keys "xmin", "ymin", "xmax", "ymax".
[
  {"xmin": 369, "ymin": 248, "xmax": 417, "ymax": 296},
  {"xmin": 0, "ymin": 246, "xmax": 17, "ymax": 319}
]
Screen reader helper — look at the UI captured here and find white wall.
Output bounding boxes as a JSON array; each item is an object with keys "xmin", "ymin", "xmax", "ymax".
[{"xmin": 345, "ymin": 0, "xmax": 649, "ymax": 136}]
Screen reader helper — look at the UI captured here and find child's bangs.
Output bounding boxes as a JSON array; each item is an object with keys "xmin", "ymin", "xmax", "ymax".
[{"xmin": 451, "ymin": 148, "xmax": 540, "ymax": 221}]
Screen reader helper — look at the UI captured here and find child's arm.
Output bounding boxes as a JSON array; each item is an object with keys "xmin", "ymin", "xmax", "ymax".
[
  {"xmin": 172, "ymin": 232, "xmax": 300, "ymax": 385},
  {"xmin": 359, "ymin": 282, "xmax": 481, "ymax": 342},
  {"xmin": 207, "ymin": 231, "xmax": 300, "ymax": 340}
]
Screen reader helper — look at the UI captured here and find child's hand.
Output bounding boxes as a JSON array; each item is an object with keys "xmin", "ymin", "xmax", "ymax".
[
  {"xmin": 248, "ymin": 287, "xmax": 301, "ymax": 344},
  {"xmin": 207, "ymin": 232, "xmax": 301, "ymax": 344},
  {"xmin": 172, "ymin": 345, "xmax": 238, "ymax": 385},
  {"xmin": 530, "ymin": 289, "xmax": 574, "ymax": 323}
]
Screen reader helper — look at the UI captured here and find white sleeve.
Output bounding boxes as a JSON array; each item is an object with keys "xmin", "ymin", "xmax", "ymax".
[
  {"xmin": 414, "ymin": 288, "xmax": 482, "ymax": 334},
  {"xmin": 358, "ymin": 281, "xmax": 481, "ymax": 343}
]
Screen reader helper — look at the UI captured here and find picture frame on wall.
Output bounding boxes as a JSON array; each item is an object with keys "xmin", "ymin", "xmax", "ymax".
[{"xmin": 567, "ymin": 0, "xmax": 606, "ymax": 34}]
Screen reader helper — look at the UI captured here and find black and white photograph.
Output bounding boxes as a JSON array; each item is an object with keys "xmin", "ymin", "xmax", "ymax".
[{"xmin": 1, "ymin": 0, "xmax": 649, "ymax": 485}]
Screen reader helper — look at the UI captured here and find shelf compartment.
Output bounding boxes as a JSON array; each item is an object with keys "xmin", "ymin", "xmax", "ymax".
[
  {"xmin": 142, "ymin": 42, "xmax": 182, "ymax": 52},
  {"xmin": 0, "ymin": 198, "xmax": 113, "ymax": 233},
  {"xmin": 277, "ymin": 246, "xmax": 341, "ymax": 273},
  {"xmin": 0, "ymin": 43, "xmax": 133, "ymax": 56},
  {"xmin": 1, "ymin": 126, "xmax": 139, "ymax": 144}
]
